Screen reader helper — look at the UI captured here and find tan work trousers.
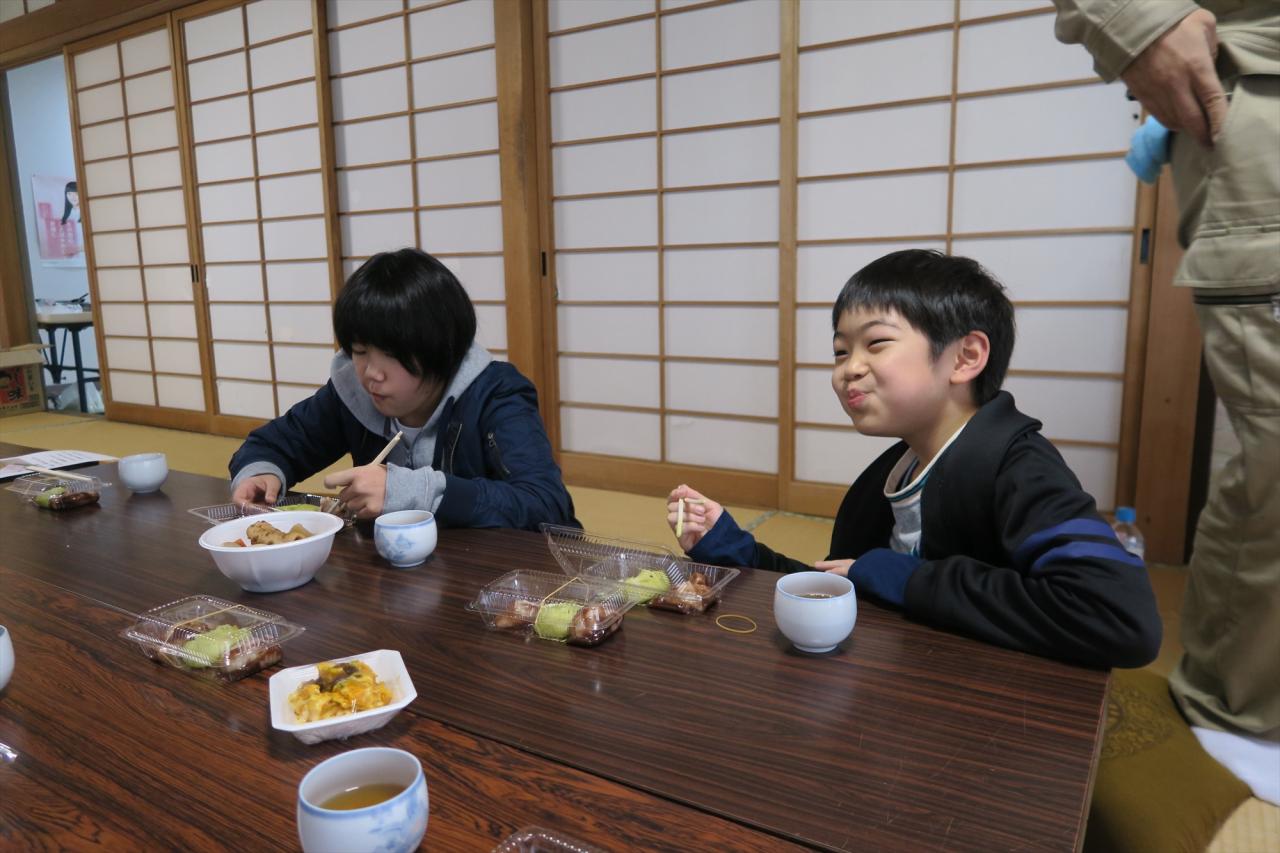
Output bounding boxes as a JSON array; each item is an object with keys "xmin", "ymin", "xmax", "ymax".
[{"xmin": 1165, "ymin": 73, "xmax": 1280, "ymax": 740}]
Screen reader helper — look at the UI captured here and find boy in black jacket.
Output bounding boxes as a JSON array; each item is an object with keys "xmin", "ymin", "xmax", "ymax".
[{"xmin": 669, "ymin": 249, "xmax": 1161, "ymax": 668}]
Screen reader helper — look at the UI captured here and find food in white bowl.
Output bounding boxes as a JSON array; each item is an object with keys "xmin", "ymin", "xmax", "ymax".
[
  {"xmin": 270, "ymin": 650, "xmax": 416, "ymax": 744},
  {"xmin": 199, "ymin": 510, "xmax": 345, "ymax": 593}
]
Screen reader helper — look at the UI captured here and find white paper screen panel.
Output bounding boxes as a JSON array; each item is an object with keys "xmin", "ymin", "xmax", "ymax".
[
  {"xmin": 561, "ymin": 407, "xmax": 662, "ymax": 460},
  {"xmin": 560, "ymin": 357, "xmax": 661, "ymax": 409},
  {"xmin": 551, "ymin": 80, "xmax": 656, "ymax": 142},
  {"xmin": 475, "ymin": 303, "xmax": 508, "ymax": 351},
  {"xmin": 556, "ymin": 252, "xmax": 658, "ymax": 301},
  {"xmin": 84, "ymin": 159, "xmax": 132, "ymax": 197},
  {"xmin": 795, "ymin": 428, "xmax": 898, "ymax": 485},
  {"xmin": 549, "ymin": 20, "xmax": 655, "ymax": 88},
  {"xmin": 548, "ymin": 0, "xmax": 651, "ymax": 32},
  {"xmin": 558, "ymin": 306, "xmax": 659, "ymax": 355},
  {"xmin": 956, "ymin": 84, "xmax": 1136, "ymax": 163},
  {"xmin": 418, "ymin": 155, "xmax": 501, "ymax": 205},
  {"xmin": 151, "ymin": 339, "xmax": 202, "ymax": 374},
  {"xmin": 799, "ymin": 0, "xmax": 952, "ymax": 45},
  {"xmin": 952, "ymin": 160, "xmax": 1136, "ymax": 232},
  {"xmin": 217, "ymin": 379, "xmax": 275, "ymax": 419},
  {"xmin": 667, "ymin": 416, "xmax": 778, "ymax": 474},
  {"xmin": 799, "ymin": 103, "xmax": 951, "ymax": 176},
  {"xmin": 410, "ymin": 0, "xmax": 495, "ymax": 57},
  {"xmin": 105, "ymin": 338, "xmax": 152, "ymax": 372},
  {"xmin": 411, "ymin": 50, "xmax": 496, "ymax": 109},
  {"xmin": 331, "ymin": 68, "xmax": 408, "ymax": 121},
  {"xmin": 335, "ymin": 117, "xmax": 411, "ymax": 166},
  {"xmin": 665, "ymin": 187, "xmax": 778, "ymax": 245},
  {"xmin": 97, "ymin": 269, "xmax": 144, "ymax": 301},
  {"xmin": 132, "ymin": 150, "xmax": 183, "ymax": 191},
  {"xmin": 215, "ymin": 342, "xmax": 272, "ymax": 381},
  {"xmin": 958, "ymin": 14, "xmax": 1095, "ymax": 92},
  {"xmin": 206, "ymin": 264, "xmax": 264, "ymax": 300},
  {"xmin": 665, "ymin": 247, "xmax": 778, "ymax": 302},
  {"xmin": 144, "ymin": 266, "xmax": 192, "ymax": 302},
  {"xmin": 328, "ymin": 0, "xmax": 401, "ymax": 28},
  {"xmin": 247, "ymin": 0, "xmax": 313, "ymax": 43},
  {"xmin": 665, "ymin": 362, "xmax": 778, "ymax": 419},
  {"xmin": 1003, "ymin": 375, "xmax": 1122, "ymax": 444},
  {"xmin": 419, "ymin": 206, "xmax": 503, "ymax": 253},
  {"xmin": 663, "ymin": 61, "xmax": 779, "ymax": 128},
  {"xmin": 89, "ymin": 196, "xmax": 135, "ymax": 232},
  {"xmin": 441, "ymin": 257, "xmax": 504, "ymax": 301},
  {"xmin": 798, "ymin": 173, "xmax": 949, "ymax": 240},
  {"xmin": 1012, "ymin": 307, "xmax": 1128, "ymax": 374},
  {"xmin": 951, "ymin": 234, "xmax": 1132, "ymax": 301},
  {"xmin": 799, "ymin": 31, "xmax": 952, "ymax": 113},
  {"xmin": 78, "ymin": 84, "xmax": 124, "ymax": 125},
  {"xmin": 555, "ymin": 196, "xmax": 658, "ymax": 249},
  {"xmin": 663, "ymin": 125, "xmax": 778, "ymax": 186},
  {"xmin": 124, "ymin": 70, "xmax": 174, "ymax": 114},
  {"xmin": 277, "ymin": 383, "xmax": 318, "ymax": 414},
  {"xmin": 414, "ymin": 102, "xmax": 499, "ymax": 157},
  {"xmin": 796, "ymin": 367, "xmax": 844, "ymax": 426},
  {"xmin": 553, "ymin": 138, "xmax": 657, "ymax": 196},
  {"xmin": 267, "ymin": 262, "xmax": 330, "ymax": 302},
  {"xmin": 340, "ymin": 164, "xmax": 414, "ymax": 213},
  {"xmin": 156, "ymin": 376, "xmax": 206, "ymax": 413},
  {"xmin": 798, "ymin": 242, "xmax": 945, "ymax": 303},
  {"xmin": 110, "ymin": 371, "xmax": 156, "ymax": 406},
  {"xmin": 329, "ymin": 19, "xmax": 404, "ymax": 76},
  {"xmin": 666, "ymin": 306, "xmax": 779, "ymax": 361},
  {"xmin": 661, "ymin": 0, "xmax": 778, "ymax": 69},
  {"xmin": 794, "ymin": 306, "xmax": 835, "ymax": 364}
]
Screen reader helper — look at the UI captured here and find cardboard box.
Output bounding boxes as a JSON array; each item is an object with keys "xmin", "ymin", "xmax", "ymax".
[{"xmin": 0, "ymin": 344, "xmax": 48, "ymax": 417}]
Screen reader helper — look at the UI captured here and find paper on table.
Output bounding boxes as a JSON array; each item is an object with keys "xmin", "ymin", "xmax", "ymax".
[{"xmin": 0, "ymin": 449, "xmax": 116, "ymax": 481}]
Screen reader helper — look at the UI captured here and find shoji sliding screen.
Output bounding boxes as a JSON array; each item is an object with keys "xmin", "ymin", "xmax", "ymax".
[
  {"xmin": 793, "ymin": 0, "xmax": 1137, "ymax": 513},
  {"xmin": 69, "ymin": 25, "xmax": 210, "ymax": 423},
  {"xmin": 540, "ymin": 0, "xmax": 1141, "ymax": 514},
  {"xmin": 545, "ymin": 0, "xmax": 782, "ymax": 505},
  {"xmin": 178, "ymin": 0, "xmax": 338, "ymax": 426},
  {"xmin": 326, "ymin": 0, "xmax": 509, "ymax": 359}
]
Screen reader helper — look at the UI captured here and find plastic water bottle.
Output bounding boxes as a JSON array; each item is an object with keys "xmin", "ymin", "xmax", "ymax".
[{"xmin": 1112, "ymin": 507, "xmax": 1145, "ymax": 560}]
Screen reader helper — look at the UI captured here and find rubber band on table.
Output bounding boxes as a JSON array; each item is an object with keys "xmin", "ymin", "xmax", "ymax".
[{"xmin": 715, "ymin": 614, "xmax": 757, "ymax": 634}]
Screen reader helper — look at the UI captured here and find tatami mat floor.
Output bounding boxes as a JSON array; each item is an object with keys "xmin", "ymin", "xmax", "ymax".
[{"xmin": 2, "ymin": 411, "xmax": 1274, "ymax": 850}]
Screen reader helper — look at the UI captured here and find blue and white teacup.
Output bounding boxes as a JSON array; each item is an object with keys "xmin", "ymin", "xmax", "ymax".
[
  {"xmin": 374, "ymin": 511, "xmax": 437, "ymax": 568},
  {"xmin": 297, "ymin": 747, "xmax": 428, "ymax": 853}
]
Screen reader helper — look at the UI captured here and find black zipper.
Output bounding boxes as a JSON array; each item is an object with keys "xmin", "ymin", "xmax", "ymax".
[
  {"xmin": 1192, "ymin": 291, "xmax": 1278, "ymax": 305},
  {"xmin": 487, "ymin": 431, "xmax": 511, "ymax": 478}
]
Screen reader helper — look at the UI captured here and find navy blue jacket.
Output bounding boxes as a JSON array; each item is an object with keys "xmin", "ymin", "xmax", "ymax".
[{"xmin": 229, "ymin": 361, "xmax": 578, "ymax": 531}]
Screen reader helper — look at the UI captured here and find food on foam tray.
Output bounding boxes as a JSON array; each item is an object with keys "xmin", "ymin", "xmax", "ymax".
[
  {"xmin": 222, "ymin": 519, "xmax": 314, "ymax": 548},
  {"xmin": 288, "ymin": 660, "xmax": 393, "ymax": 723}
]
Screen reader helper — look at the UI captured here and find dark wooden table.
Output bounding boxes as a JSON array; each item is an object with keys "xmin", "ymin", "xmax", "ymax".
[{"xmin": 0, "ymin": 444, "xmax": 1110, "ymax": 851}]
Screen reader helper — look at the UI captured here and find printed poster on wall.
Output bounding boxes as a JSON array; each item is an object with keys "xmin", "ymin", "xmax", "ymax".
[{"xmin": 32, "ymin": 174, "xmax": 85, "ymax": 267}]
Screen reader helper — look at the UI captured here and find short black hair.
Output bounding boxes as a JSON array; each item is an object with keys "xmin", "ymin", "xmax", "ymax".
[
  {"xmin": 334, "ymin": 248, "xmax": 476, "ymax": 384},
  {"xmin": 831, "ymin": 249, "xmax": 1014, "ymax": 405}
]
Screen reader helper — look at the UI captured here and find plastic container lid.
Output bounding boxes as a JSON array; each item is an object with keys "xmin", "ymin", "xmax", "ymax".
[
  {"xmin": 187, "ymin": 502, "xmax": 275, "ymax": 524},
  {"xmin": 492, "ymin": 826, "xmax": 604, "ymax": 853},
  {"xmin": 270, "ymin": 493, "xmax": 355, "ymax": 528},
  {"xmin": 120, "ymin": 594, "xmax": 304, "ymax": 682},
  {"xmin": 1114, "ymin": 506, "xmax": 1137, "ymax": 524},
  {"xmin": 542, "ymin": 524, "xmax": 740, "ymax": 614},
  {"xmin": 6, "ymin": 472, "xmax": 108, "ymax": 497},
  {"xmin": 467, "ymin": 570, "xmax": 636, "ymax": 647}
]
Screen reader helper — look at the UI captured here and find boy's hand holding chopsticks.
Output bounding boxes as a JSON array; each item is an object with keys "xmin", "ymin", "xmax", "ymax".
[
  {"xmin": 322, "ymin": 431, "xmax": 402, "ymax": 519},
  {"xmin": 666, "ymin": 484, "xmax": 722, "ymax": 552}
]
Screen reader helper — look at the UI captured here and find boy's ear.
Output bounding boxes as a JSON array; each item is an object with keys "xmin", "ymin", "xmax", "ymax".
[{"xmin": 950, "ymin": 331, "xmax": 990, "ymax": 386}]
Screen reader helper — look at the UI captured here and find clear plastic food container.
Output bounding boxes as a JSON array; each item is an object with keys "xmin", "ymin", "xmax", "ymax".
[
  {"xmin": 542, "ymin": 525, "xmax": 739, "ymax": 614},
  {"xmin": 7, "ymin": 472, "xmax": 107, "ymax": 510},
  {"xmin": 270, "ymin": 493, "xmax": 355, "ymax": 528},
  {"xmin": 187, "ymin": 502, "xmax": 275, "ymax": 524},
  {"xmin": 467, "ymin": 571, "xmax": 636, "ymax": 647},
  {"xmin": 492, "ymin": 826, "xmax": 604, "ymax": 853},
  {"xmin": 120, "ymin": 595, "xmax": 304, "ymax": 682}
]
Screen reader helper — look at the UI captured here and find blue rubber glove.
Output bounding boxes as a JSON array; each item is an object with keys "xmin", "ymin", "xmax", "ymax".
[
  {"xmin": 1125, "ymin": 116, "xmax": 1170, "ymax": 184},
  {"xmin": 846, "ymin": 548, "xmax": 921, "ymax": 608}
]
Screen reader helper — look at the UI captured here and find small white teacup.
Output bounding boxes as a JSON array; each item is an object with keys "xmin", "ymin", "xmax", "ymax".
[
  {"xmin": 118, "ymin": 452, "xmax": 168, "ymax": 493},
  {"xmin": 297, "ymin": 747, "xmax": 428, "ymax": 853},
  {"xmin": 774, "ymin": 571, "xmax": 857, "ymax": 654},
  {"xmin": 374, "ymin": 510, "xmax": 438, "ymax": 568},
  {"xmin": 0, "ymin": 625, "xmax": 13, "ymax": 691}
]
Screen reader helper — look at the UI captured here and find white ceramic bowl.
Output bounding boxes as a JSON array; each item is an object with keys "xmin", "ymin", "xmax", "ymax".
[
  {"xmin": 270, "ymin": 650, "xmax": 417, "ymax": 745},
  {"xmin": 774, "ymin": 571, "xmax": 857, "ymax": 654},
  {"xmin": 374, "ymin": 510, "xmax": 437, "ymax": 568},
  {"xmin": 199, "ymin": 510, "xmax": 345, "ymax": 593},
  {"xmin": 118, "ymin": 452, "xmax": 168, "ymax": 493},
  {"xmin": 296, "ymin": 747, "xmax": 428, "ymax": 853}
]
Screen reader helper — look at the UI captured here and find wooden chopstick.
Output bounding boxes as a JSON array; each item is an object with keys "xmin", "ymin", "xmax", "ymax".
[
  {"xmin": 25, "ymin": 466, "xmax": 95, "ymax": 483},
  {"xmin": 371, "ymin": 431, "xmax": 403, "ymax": 466}
]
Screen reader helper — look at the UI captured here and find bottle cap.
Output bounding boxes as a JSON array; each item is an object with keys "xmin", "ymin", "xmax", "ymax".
[{"xmin": 1115, "ymin": 506, "xmax": 1136, "ymax": 524}]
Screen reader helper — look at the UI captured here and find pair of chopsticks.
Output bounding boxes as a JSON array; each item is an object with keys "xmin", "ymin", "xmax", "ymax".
[
  {"xmin": 25, "ymin": 465, "xmax": 95, "ymax": 482},
  {"xmin": 674, "ymin": 496, "xmax": 705, "ymax": 538},
  {"xmin": 319, "ymin": 431, "xmax": 403, "ymax": 516}
]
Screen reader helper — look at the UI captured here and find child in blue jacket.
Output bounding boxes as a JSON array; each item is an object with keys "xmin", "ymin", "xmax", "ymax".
[
  {"xmin": 230, "ymin": 248, "xmax": 577, "ymax": 531},
  {"xmin": 669, "ymin": 250, "xmax": 1160, "ymax": 668}
]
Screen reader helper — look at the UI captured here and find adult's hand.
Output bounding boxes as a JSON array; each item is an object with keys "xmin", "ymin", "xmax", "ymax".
[{"xmin": 1121, "ymin": 9, "xmax": 1227, "ymax": 149}]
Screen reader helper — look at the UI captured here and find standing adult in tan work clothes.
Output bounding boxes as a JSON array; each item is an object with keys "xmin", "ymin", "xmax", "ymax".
[{"xmin": 1053, "ymin": 0, "xmax": 1279, "ymax": 740}]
